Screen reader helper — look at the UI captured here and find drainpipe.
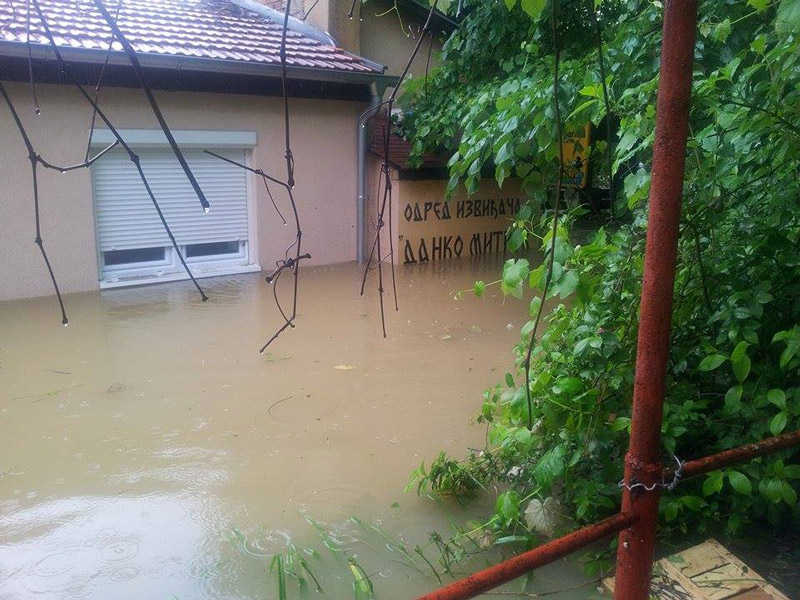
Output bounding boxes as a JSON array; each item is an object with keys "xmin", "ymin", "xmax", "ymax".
[
  {"xmin": 357, "ymin": 81, "xmax": 384, "ymax": 263},
  {"xmin": 613, "ymin": 2, "xmax": 698, "ymax": 599}
]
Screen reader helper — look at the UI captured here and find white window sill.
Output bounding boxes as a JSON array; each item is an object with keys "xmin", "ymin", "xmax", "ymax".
[{"xmin": 99, "ymin": 263, "xmax": 262, "ymax": 289}]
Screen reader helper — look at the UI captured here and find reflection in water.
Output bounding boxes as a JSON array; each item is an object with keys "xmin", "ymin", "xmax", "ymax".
[{"xmin": 0, "ymin": 258, "xmax": 590, "ymax": 599}]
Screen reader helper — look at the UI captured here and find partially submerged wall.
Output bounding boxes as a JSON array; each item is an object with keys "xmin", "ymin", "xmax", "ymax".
[
  {"xmin": 396, "ymin": 178, "xmax": 523, "ymax": 265},
  {"xmin": 0, "ymin": 81, "xmax": 364, "ymax": 300}
]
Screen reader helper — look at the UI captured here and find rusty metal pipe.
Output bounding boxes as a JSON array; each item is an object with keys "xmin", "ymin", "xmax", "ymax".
[
  {"xmin": 670, "ymin": 430, "xmax": 800, "ymax": 480},
  {"xmin": 414, "ymin": 511, "xmax": 637, "ymax": 600},
  {"xmin": 613, "ymin": 2, "xmax": 699, "ymax": 599},
  {"xmin": 415, "ymin": 430, "xmax": 800, "ymax": 600}
]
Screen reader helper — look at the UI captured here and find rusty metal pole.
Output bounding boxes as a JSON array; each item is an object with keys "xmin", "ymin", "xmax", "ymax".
[
  {"xmin": 415, "ymin": 512, "xmax": 638, "ymax": 600},
  {"xmin": 613, "ymin": 2, "xmax": 698, "ymax": 599}
]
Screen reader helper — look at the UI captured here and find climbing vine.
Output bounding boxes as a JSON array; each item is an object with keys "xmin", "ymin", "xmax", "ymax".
[{"xmin": 402, "ymin": 0, "xmax": 800, "ymax": 565}]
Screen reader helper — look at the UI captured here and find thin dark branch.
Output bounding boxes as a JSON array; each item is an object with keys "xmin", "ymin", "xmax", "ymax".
[
  {"xmin": 278, "ymin": 0, "xmax": 294, "ymax": 189},
  {"xmin": 270, "ymin": 268, "xmax": 295, "ymax": 329},
  {"xmin": 0, "ymin": 80, "xmax": 123, "ymax": 324},
  {"xmin": 424, "ymin": 29, "xmax": 434, "ymax": 98},
  {"xmin": 359, "ymin": 162, "xmax": 384, "ymax": 296},
  {"xmin": 361, "ymin": 0, "xmax": 438, "ymax": 336},
  {"xmin": 202, "ymin": 150, "xmax": 289, "ymax": 189},
  {"xmin": 25, "ymin": 0, "xmax": 40, "ymax": 114},
  {"xmin": 38, "ymin": 140, "xmax": 119, "ymax": 172},
  {"xmin": 262, "ymin": 177, "xmax": 287, "ymax": 225},
  {"xmin": 686, "ymin": 219, "xmax": 713, "ymax": 313},
  {"xmin": 588, "ymin": 0, "xmax": 614, "ymax": 218},
  {"xmin": 301, "ymin": 0, "xmax": 320, "ymax": 21},
  {"xmin": 258, "ymin": 0, "xmax": 306, "ymax": 353},
  {"xmin": 91, "ymin": 0, "xmax": 211, "ymax": 212},
  {"xmin": 84, "ymin": 0, "xmax": 122, "ymax": 162},
  {"xmin": 724, "ymin": 98, "xmax": 800, "ymax": 137},
  {"xmin": 387, "ymin": 175, "xmax": 398, "ymax": 311},
  {"xmin": 523, "ymin": 2, "xmax": 565, "ymax": 431}
]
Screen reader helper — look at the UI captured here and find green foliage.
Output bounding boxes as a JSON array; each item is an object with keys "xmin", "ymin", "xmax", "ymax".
[{"xmin": 403, "ymin": 0, "xmax": 800, "ymax": 559}]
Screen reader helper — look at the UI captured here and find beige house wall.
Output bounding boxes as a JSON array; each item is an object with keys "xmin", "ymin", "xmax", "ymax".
[
  {"xmin": 395, "ymin": 177, "xmax": 523, "ymax": 265},
  {"xmin": 365, "ymin": 158, "xmax": 523, "ymax": 266},
  {"xmin": 299, "ymin": 0, "xmax": 444, "ymax": 92},
  {"xmin": 0, "ymin": 81, "xmax": 364, "ymax": 301},
  {"xmin": 359, "ymin": 0, "xmax": 444, "ymax": 94}
]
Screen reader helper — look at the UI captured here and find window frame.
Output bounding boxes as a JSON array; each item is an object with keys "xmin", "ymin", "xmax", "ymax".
[{"xmin": 90, "ymin": 131, "xmax": 260, "ymax": 289}]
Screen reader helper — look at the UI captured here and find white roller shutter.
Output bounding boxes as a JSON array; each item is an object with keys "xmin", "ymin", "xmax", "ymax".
[{"xmin": 92, "ymin": 148, "xmax": 249, "ymax": 251}]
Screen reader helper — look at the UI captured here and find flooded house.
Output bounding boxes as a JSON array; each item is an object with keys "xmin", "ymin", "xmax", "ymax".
[
  {"xmin": 0, "ymin": 0, "xmax": 459, "ymax": 302},
  {"xmin": 0, "ymin": 1, "xmax": 547, "ymax": 598}
]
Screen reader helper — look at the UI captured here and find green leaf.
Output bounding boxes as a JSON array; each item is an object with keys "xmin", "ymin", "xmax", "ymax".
[
  {"xmin": 703, "ymin": 471, "xmax": 724, "ymax": 496},
  {"xmin": 748, "ymin": 0, "xmax": 769, "ymax": 9},
  {"xmin": 731, "ymin": 341, "xmax": 749, "ymax": 363},
  {"xmin": 759, "ymin": 477, "xmax": 784, "ymax": 503},
  {"xmin": 555, "ymin": 271, "xmax": 579, "ymax": 298},
  {"xmin": 699, "ymin": 354, "xmax": 727, "ymax": 371},
  {"xmin": 767, "ymin": 389, "xmax": 786, "ymax": 409},
  {"xmin": 727, "ymin": 470, "xmax": 751, "ymax": 495},
  {"xmin": 664, "ymin": 501, "xmax": 679, "ymax": 522},
  {"xmin": 520, "ymin": 0, "xmax": 546, "ymax": 20},
  {"xmin": 781, "ymin": 482, "xmax": 797, "ymax": 506},
  {"xmin": 724, "ymin": 385, "xmax": 743, "ymax": 411},
  {"xmin": 552, "ymin": 376, "xmax": 582, "ymax": 395},
  {"xmin": 533, "ymin": 445, "xmax": 566, "ymax": 488},
  {"xmin": 732, "ymin": 354, "xmax": 751, "ymax": 383},
  {"xmin": 495, "ymin": 490, "xmax": 521, "ymax": 524},
  {"xmin": 770, "ymin": 411, "xmax": 788, "ymax": 436},
  {"xmin": 501, "ymin": 259, "xmax": 530, "ymax": 299},
  {"xmin": 474, "ymin": 280, "xmax": 486, "ymax": 298},
  {"xmin": 711, "ymin": 18, "xmax": 731, "ymax": 43},
  {"xmin": 680, "ymin": 495, "xmax": 703, "ymax": 511},
  {"xmin": 528, "ymin": 264, "xmax": 545, "ymax": 289},
  {"xmin": 504, "ymin": 0, "xmax": 516, "ymax": 10},
  {"xmin": 777, "ymin": 0, "xmax": 800, "ymax": 34},
  {"xmin": 778, "ymin": 337, "xmax": 799, "ymax": 369},
  {"xmin": 611, "ymin": 417, "xmax": 631, "ymax": 432},
  {"xmin": 529, "ymin": 295, "xmax": 542, "ymax": 317},
  {"xmin": 784, "ymin": 465, "xmax": 800, "ymax": 480}
]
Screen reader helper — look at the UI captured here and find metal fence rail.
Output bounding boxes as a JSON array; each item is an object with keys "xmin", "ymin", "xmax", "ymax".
[
  {"xmin": 416, "ymin": 430, "xmax": 800, "ymax": 600},
  {"xmin": 416, "ymin": 2, "xmax": 800, "ymax": 599}
]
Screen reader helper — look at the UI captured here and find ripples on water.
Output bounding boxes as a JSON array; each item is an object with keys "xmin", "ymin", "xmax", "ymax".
[{"xmin": 0, "ymin": 258, "xmax": 592, "ymax": 599}]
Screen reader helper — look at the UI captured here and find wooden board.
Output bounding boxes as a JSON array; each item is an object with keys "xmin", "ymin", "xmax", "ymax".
[{"xmin": 603, "ymin": 539, "xmax": 790, "ymax": 600}]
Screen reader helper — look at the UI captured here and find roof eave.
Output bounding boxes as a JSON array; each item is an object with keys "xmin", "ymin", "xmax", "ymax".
[{"xmin": 0, "ymin": 41, "xmax": 399, "ymax": 87}]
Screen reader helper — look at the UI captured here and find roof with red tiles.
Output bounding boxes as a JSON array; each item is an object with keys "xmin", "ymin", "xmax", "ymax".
[{"xmin": 0, "ymin": 0, "xmax": 384, "ymax": 75}]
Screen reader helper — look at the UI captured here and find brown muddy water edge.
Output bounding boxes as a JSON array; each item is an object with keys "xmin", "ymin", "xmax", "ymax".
[{"xmin": 0, "ymin": 257, "xmax": 598, "ymax": 599}]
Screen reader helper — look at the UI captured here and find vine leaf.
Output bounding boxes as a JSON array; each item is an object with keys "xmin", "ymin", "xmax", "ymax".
[
  {"xmin": 698, "ymin": 354, "xmax": 727, "ymax": 371},
  {"xmin": 520, "ymin": 0, "xmax": 546, "ymax": 20},
  {"xmin": 727, "ymin": 471, "xmax": 752, "ymax": 496},
  {"xmin": 524, "ymin": 497, "xmax": 563, "ymax": 537}
]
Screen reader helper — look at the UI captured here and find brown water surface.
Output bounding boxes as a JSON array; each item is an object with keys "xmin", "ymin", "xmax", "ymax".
[{"xmin": 0, "ymin": 258, "xmax": 594, "ymax": 599}]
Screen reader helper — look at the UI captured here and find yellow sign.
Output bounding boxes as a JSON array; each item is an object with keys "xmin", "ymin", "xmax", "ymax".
[{"xmin": 561, "ymin": 123, "xmax": 591, "ymax": 189}]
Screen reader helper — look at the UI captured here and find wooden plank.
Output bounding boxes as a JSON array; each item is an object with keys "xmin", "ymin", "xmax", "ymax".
[{"xmin": 603, "ymin": 539, "xmax": 790, "ymax": 600}]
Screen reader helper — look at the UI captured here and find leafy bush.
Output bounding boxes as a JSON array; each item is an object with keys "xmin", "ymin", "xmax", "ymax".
[{"xmin": 403, "ymin": 0, "xmax": 800, "ymax": 554}]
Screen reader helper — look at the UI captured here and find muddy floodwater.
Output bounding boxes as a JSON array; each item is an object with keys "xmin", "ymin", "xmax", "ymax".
[{"xmin": 0, "ymin": 258, "xmax": 594, "ymax": 599}]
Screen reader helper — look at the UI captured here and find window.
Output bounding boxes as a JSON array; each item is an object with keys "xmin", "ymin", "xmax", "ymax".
[
  {"xmin": 103, "ymin": 247, "xmax": 166, "ymax": 267},
  {"xmin": 185, "ymin": 241, "xmax": 242, "ymax": 259},
  {"xmin": 92, "ymin": 145, "xmax": 256, "ymax": 287}
]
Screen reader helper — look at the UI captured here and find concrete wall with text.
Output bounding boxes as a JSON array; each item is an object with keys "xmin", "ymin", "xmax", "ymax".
[{"xmin": 395, "ymin": 178, "xmax": 523, "ymax": 265}]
